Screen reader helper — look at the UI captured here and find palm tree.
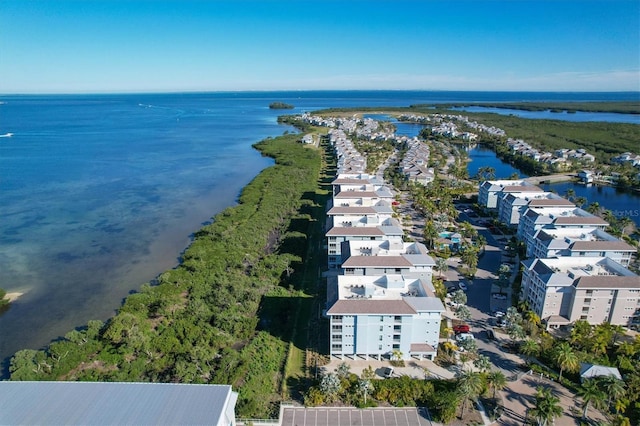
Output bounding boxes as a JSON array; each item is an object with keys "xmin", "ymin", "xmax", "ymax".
[
  {"xmin": 610, "ymin": 414, "xmax": 632, "ymax": 426},
  {"xmin": 456, "ymin": 370, "xmax": 484, "ymax": 418},
  {"xmin": 473, "ymin": 354, "xmax": 492, "ymax": 372},
  {"xmin": 564, "ymin": 188, "xmax": 576, "ymax": 201},
  {"xmin": 486, "ymin": 370, "xmax": 507, "ymax": 399},
  {"xmin": 586, "ymin": 202, "xmax": 601, "ymax": 215},
  {"xmin": 423, "ymin": 220, "xmax": 438, "ymax": 250},
  {"xmin": 574, "ymin": 196, "xmax": 588, "ymax": 208},
  {"xmin": 522, "ymin": 310, "xmax": 542, "ymax": 336},
  {"xmin": 520, "ymin": 339, "xmax": 540, "ymax": 363},
  {"xmin": 597, "ymin": 375, "xmax": 626, "ymax": 411},
  {"xmin": 435, "ymin": 257, "xmax": 448, "ymax": 278},
  {"xmin": 528, "ymin": 386, "xmax": 563, "ymax": 426},
  {"xmin": 577, "ymin": 378, "xmax": 606, "ymax": 420},
  {"xmin": 553, "ymin": 342, "xmax": 579, "ymax": 382},
  {"xmin": 618, "ymin": 216, "xmax": 635, "ymax": 236}
]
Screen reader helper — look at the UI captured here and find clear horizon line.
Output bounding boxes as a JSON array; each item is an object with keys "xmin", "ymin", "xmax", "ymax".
[{"xmin": 2, "ymin": 88, "xmax": 639, "ymax": 96}]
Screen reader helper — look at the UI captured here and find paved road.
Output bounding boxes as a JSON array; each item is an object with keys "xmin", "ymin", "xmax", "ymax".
[{"xmin": 453, "ymin": 208, "xmax": 525, "ymax": 378}]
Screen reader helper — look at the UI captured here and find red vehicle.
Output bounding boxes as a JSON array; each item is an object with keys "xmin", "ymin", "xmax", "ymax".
[{"xmin": 453, "ymin": 324, "xmax": 470, "ymax": 334}]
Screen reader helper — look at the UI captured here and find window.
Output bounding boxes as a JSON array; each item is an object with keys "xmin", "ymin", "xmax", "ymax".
[
  {"xmin": 380, "ymin": 316, "xmax": 385, "ymax": 322},
  {"xmin": 380, "ymin": 326, "xmax": 383, "ymax": 332},
  {"xmin": 394, "ymin": 325, "xmax": 401, "ymax": 331},
  {"xmin": 393, "ymin": 344, "xmax": 400, "ymax": 350},
  {"xmin": 332, "ymin": 344, "xmax": 342, "ymax": 351},
  {"xmin": 379, "ymin": 335, "xmax": 383, "ymax": 341}
]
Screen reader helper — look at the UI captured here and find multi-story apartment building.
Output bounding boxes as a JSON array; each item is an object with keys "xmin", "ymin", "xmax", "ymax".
[
  {"xmin": 518, "ymin": 207, "xmax": 609, "ymax": 258},
  {"xmin": 340, "ymin": 240, "xmax": 435, "ymax": 281},
  {"xmin": 326, "ymin": 222, "xmax": 404, "ymax": 269},
  {"xmin": 326, "ymin": 273, "xmax": 444, "ymax": 360},
  {"xmin": 322, "ymin": 116, "xmax": 444, "ymax": 361},
  {"xmin": 497, "ymin": 192, "xmax": 575, "ymax": 227},
  {"xmin": 478, "ymin": 180, "xmax": 543, "ymax": 210},
  {"xmin": 530, "ymin": 227, "xmax": 636, "ymax": 266},
  {"xmin": 520, "ymin": 257, "xmax": 640, "ymax": 327},
  {"xmin": 325, "ymin": 204, "xmax": 398, "ymax": 269}
]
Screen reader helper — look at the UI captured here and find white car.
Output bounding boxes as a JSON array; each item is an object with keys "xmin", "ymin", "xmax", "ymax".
[
  {"xmin": 459, "ymin": 282, "xmax": 468, "ymax": 291},
  {"xmin": 492, "ymin": 293, "xmax": 507, "ymax": 300},
  {"xmin": 455, "ymin": 332, "xmax": 474, "ymax": 341}
]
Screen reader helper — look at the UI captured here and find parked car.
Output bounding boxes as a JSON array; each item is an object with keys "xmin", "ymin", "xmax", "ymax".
[
  {"xmin": 453, "ymin": 324, "xmax": 470, "ymax": 334},
  {"xmin": 456, "ymin": 332, "xmax": 475, "ymax": 341},
  {"xmin": 485, "ymin": 329, "xmax": 496, "ymax": 340},
  {"xmin": 458, "ymin": 282, "xmax": 468, "ymax": 291},
  {"xmin": 492, "ymin": 293, "xmax": 507, "ymax": 300},
  {"xmin": 493, "ymin": 310, "xmax": 505, "ymax": 318},
  {"xmin": 383, "ymin": 367, "xmax": 394, "ymax": 378}
]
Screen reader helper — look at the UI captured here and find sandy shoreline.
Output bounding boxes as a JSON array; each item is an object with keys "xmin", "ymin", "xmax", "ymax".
[{"xmin": 4, "ymin": 292, "xmax": 23, "ymax": 302}]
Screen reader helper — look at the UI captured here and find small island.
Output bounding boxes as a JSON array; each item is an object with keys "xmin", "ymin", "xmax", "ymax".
[{"xmin": 269, "ymin": 101, "xmax": 294, "ymax": 110}]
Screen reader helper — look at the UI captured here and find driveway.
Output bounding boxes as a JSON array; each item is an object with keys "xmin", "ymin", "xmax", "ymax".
[{"xmin": 499, "ymin": 374, "xmax": 608, "ymax": 425}]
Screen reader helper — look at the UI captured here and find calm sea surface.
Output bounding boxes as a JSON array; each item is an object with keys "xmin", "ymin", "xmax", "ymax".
[{"xmin": 0, "ymin": 91, "xmax": 637, "ymax": 370}]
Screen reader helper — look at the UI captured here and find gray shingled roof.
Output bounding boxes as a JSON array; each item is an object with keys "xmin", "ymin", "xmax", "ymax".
[
  {"xmin": 327, "ymin": 299, "xmax": 417, "ymax": 315},
  {"xmin": 554, "ymin": 216, "xmax": 608, "ymax": 225},
  {"xmin": 334, "ymin": 191, "xmax": 379, "ymax": 199},
  {"xmin": 327, "ymin": 206, "xmax": 377, "ymax": 215},
  {"xmin": 570, "ymin": 240, "xmax": 635, "ymax": 251},
  {"xmin": 326, "ymin": 227, "xmax": 385, "ymax": 236},
  {"xmin": 529, "ymin": 199, "xmax": 574, "ymax": 206},
  {"xmin": 341, "ymin": 256, "xmax": 413, "ymax": 268},
  {"xmin": 574, "ymin": 275, "xmax": 640, "ymax": 289},
  {"xmin": 0, "ymin": 382, "xmax": 236, "ymax": 426}
]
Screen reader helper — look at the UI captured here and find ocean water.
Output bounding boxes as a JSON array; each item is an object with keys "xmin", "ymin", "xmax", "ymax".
[{"xmin": 0, "ymin": 91, "xmax": 637, "ymax": 369}]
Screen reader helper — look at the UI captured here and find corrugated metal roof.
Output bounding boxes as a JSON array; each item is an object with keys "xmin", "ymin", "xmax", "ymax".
[{"xmin": 0, "ymin": 382, "xmax": 236, "ymax": 426}]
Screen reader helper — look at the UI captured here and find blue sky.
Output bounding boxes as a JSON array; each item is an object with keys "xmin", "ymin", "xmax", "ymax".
[{"xmin": 1, "ymin": 0, "xmax": 639, "ymax": 93}]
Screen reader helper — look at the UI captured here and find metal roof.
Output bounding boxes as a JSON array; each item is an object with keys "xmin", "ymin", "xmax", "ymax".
[{"xmin": 0, "ymin": 381, "xmax": 237, "ymax": 426}]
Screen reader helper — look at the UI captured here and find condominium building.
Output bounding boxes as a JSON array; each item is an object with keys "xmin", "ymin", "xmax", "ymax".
[
  {"xmin": 518, "ymin": 207, "xmax": 609, "ymax": 258},
  {"xmin": 340, "ymin": 240, "xmax": 435, "ymax": 281},
  {"xmin": 326, "ymin": 273, "xmax": 444, "ymax": 360},
  {"xmin": 530, "ymin": 227, "xmax": 636, "ymax": 266},
  {"xmin": 478, "ymin": 180, "xmax": 543, "ymax": 210},
  {"xmin": 497, "ymin": 192, "xmax": 575, "ymax": 227},
  {"xmin": 326, "ymin": 222, "xmax": 404, "ymax": 269},
  {"xmin": 520, "ymin": 257, "xmax": 640, "ymax": 327}
]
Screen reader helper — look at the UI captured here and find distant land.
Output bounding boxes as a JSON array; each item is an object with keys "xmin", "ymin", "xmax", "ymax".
[
  {"xmin": 269, "ymin": 101, "xmax": 294, "ymax": 109},
  {"xmin": 412, "ymin": 101, "xmax": 640, "ymax": 114}
]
